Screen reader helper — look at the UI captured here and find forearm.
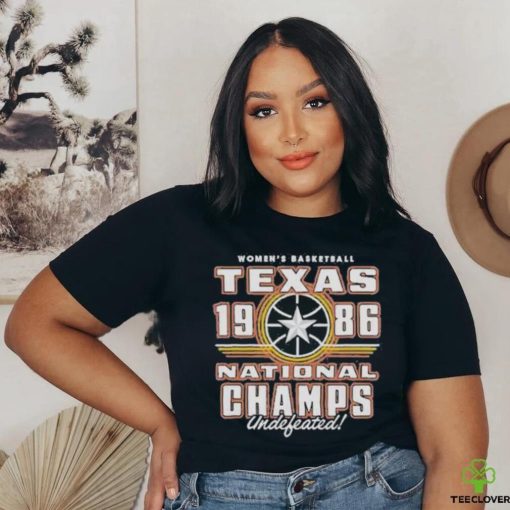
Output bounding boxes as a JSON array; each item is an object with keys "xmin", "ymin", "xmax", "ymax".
[
  {"xmin": 6, "ymin": 320, "xmax": 173, "ymax": 435},
  {"xmin": 422, "ymin": 456, "xmax": 487, "ymax": 510}
]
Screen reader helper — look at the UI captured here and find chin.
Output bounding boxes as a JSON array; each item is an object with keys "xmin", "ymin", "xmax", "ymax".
[{"xmin": 274, "ymin": 176, "xmax": 334, "ymax": 198}]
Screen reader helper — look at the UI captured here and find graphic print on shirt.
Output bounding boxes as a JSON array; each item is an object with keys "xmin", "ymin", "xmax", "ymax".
[{"xmin": 213, "ymin": 261, "xmax": 381, "ymax": 438}]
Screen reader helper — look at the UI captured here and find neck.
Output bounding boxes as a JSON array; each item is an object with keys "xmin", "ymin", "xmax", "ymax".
[{"xmin": 266, "ymin": 184, "xmax": 344, "ymax": 218}]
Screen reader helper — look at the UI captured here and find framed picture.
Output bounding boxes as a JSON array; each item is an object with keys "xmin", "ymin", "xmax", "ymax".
[{"xmin": 0, "ymin": 0, "xmax": 139, "ymax": 303}]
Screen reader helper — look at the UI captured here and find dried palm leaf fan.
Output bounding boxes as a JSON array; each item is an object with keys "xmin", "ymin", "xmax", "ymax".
[
  {"xmin": 0, "ymin": 451, "xmax": 7, "ymax": 470},
  {"xmin": 0, "ymin": 403, "xmax": 150, "ymax": 510}
]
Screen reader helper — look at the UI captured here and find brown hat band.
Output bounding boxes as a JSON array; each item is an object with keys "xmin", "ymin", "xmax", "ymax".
[{"xmin": 472, "ymin": 136, "xmax": 510, "ymax": 240}]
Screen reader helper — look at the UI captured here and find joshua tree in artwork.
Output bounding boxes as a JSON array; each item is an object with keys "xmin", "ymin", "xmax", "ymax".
[
  {"xmin": 46, "ymin": 95, "xmax": 84, "ymax": 174},
  {"xmin": 0, "ymin": 0, "xmax": 98, "ymax": 126},
  {"xmin": 87, "ymin": 109, "xmax": 138, "ymax": 191}
]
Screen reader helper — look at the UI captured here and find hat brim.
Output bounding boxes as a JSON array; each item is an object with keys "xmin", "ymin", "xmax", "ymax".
[{"xmin": 446, "ymin": 103, "xmax": 510, "ymax": 277}]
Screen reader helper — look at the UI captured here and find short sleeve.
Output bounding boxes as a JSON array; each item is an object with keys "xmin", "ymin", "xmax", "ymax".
[
  {"xmin": 404, "ymin": 232, "xmax": 481, "ymax": 382},
  {"xmin": 48, "ymin": 191, "xmax": 169, "ymax": 329}
]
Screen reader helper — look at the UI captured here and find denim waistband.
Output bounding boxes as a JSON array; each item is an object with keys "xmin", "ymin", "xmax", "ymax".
[{"xmin": 178, "ymin": 441, "xmax": 406, "ymax": 508}]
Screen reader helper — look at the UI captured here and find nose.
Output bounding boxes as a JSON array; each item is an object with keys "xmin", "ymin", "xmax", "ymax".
[{"xmin": 279, "ymin": 110, "xmax": 307, "ymax": 147}]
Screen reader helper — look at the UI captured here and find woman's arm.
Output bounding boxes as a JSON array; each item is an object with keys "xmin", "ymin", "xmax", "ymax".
[
  {"xmin": 407, "ymin": 375, "xmax": 489, "ymax": 510},
  {"xmin": 4, "ymin": 266, "xmax": 183, "ymax": 510},
  {"xmin": 4, "ymin": 266, "xmax": 173, "ymax": 435}
]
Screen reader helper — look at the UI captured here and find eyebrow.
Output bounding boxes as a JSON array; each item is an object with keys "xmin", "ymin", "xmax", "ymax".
[{"xmin": 244, "ymin": 78, "xmax": 324, "ymax": 104}]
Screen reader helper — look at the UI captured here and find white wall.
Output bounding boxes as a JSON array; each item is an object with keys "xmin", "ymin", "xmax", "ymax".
[{"xmin": 1, "ymin": 1, "xmax": 509, "ymax": 508}]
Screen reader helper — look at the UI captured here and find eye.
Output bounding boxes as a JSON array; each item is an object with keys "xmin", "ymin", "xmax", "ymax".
[
  {"xmin": 304, "ymin": 96, "xmax": 330, "ymax": 110},
  {"xmin": 248, "ymin": 96, "xmax": 331, "ymax": 120},
  {"xmin": 248, "ymin": 106, "xmax": 276, "ymax": 120}
]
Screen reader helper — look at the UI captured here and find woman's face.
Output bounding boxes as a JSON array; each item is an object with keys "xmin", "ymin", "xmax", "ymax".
[{"xmin": 243, "ymin": 45, "xmax": 345, "ymax": 204}]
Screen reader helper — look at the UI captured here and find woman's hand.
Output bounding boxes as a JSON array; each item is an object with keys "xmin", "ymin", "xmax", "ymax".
[{"xmin": 144, "ymin": 411, "xmax": 182, "ymax": 510}]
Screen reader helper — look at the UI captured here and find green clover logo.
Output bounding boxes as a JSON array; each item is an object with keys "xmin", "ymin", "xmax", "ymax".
[{"xmin": 462, "ymin": 459, "xmax": 496, "ymax": 494}]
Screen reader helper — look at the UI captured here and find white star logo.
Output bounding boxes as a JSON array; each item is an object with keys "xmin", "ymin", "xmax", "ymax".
[{"xmin": 278, "ymin": 306, "xmax": 316, "ymax": 344}]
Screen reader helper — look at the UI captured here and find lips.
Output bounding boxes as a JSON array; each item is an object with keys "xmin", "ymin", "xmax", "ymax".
[
  {"xmin": 278, "ymin": 151, "xmax": 318, "ymax": 170},
  {"xmin": 279, "ymin": 151, "xmax": 318, "ymax": 161}
]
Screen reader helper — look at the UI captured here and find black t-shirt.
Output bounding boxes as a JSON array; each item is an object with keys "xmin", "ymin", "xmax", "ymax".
[{"xmin": 48, "ymin": 183, "xmax": 481, "ymax": 474}]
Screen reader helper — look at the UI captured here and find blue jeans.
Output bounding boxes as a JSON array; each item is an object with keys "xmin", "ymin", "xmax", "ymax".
[{"xmin": 163, "ymin": 441, "xmax": 426, "ymax": 509}]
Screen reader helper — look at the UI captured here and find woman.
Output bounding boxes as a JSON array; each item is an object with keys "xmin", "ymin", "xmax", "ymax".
[{"xmin": 4, "ymin": 17, "xmax": 488, "ymax": 510}]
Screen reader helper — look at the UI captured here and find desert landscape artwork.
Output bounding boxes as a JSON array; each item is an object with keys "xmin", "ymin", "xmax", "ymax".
[{"xmin": 0, "ymin": 0, "xmax": 138, "ymax": 301}]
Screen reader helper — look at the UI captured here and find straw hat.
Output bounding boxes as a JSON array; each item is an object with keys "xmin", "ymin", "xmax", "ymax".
[{"xmin": 446, "ymin": 103, "xmax": 510, "ymax": 277}]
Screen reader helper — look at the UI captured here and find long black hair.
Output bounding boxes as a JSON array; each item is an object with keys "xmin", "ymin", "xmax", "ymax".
[{"xmin": 203, "ymin": 17, "xmax": 411, "ymax": 229}]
